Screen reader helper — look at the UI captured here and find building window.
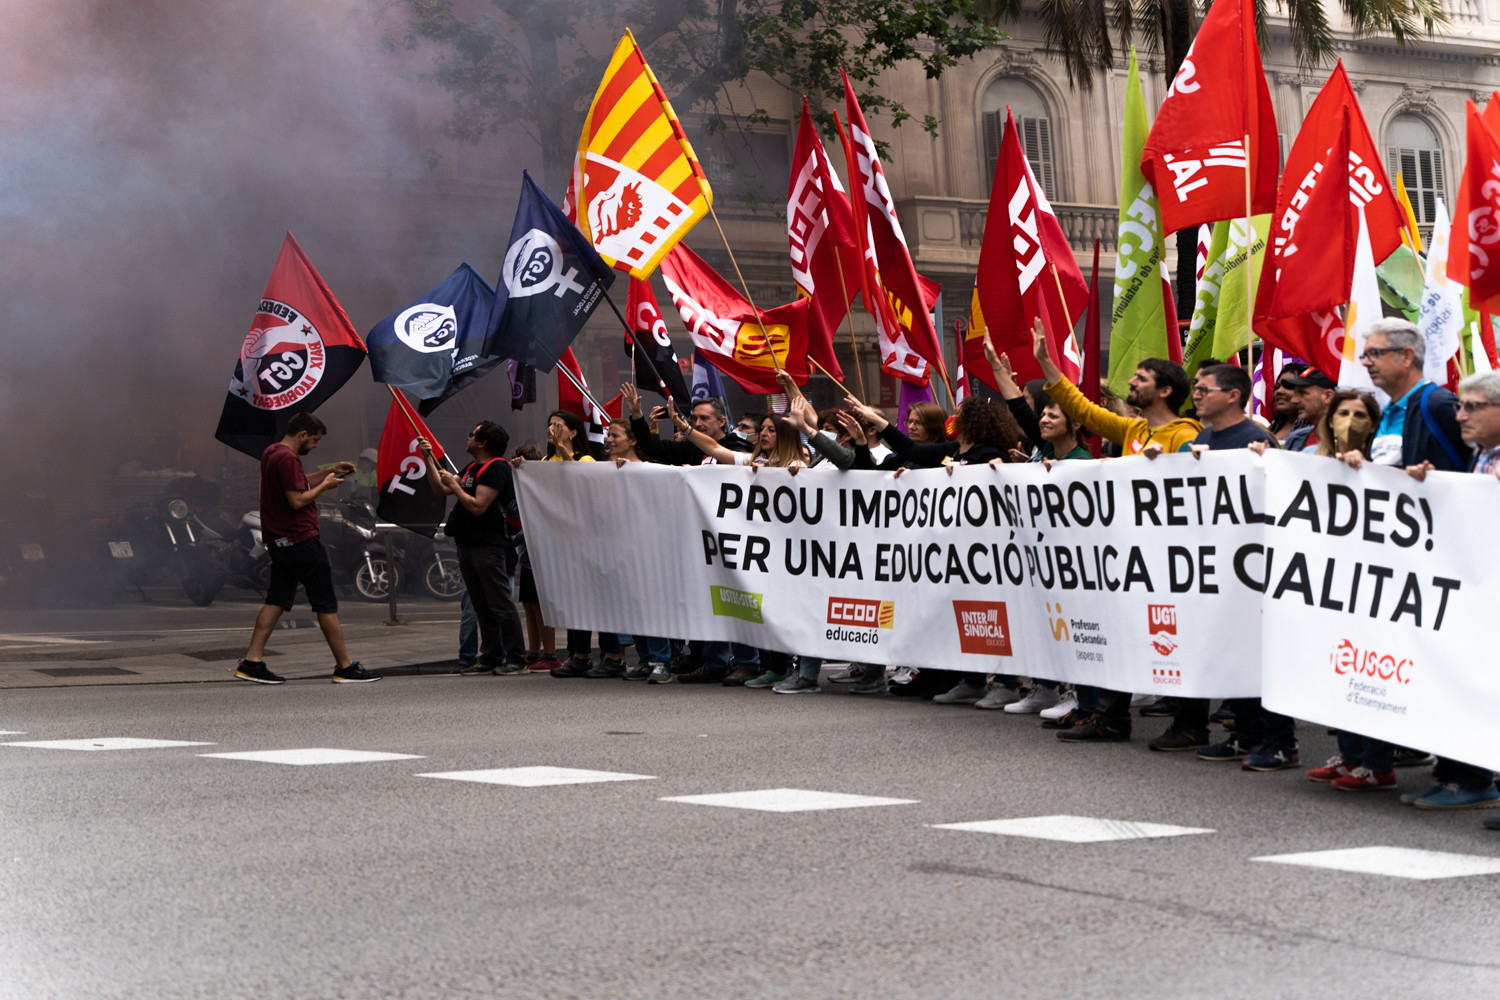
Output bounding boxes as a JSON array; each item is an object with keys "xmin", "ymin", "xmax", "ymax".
[
  {"xmin": 698, "ymin": 125, "xmax": 791, "ymax": 206},
  {"xmin": 1386, "ymin": 114, "xmax": 1445, "ymax": 225},
  {"xmin": 981, "ymin": 78, "xmax": 1056, "ymax": 199}
]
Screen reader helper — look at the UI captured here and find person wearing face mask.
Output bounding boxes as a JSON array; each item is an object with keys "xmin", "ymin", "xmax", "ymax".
[{"xmin": 1314, "ymin": 390, "xmax": 1379, "ymax": 458}]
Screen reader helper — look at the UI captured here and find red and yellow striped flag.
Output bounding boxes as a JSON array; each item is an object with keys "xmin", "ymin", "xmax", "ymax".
[{"xmin": 575, "ymin": 30, "xmax": 712, "ymax": 279}]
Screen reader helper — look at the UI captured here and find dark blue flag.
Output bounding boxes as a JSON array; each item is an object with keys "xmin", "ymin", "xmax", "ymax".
[
  {"xmin": 366, "ymin": 264, "xmax": 503, "ymax": 414},
  {"xmin": 484, "ymin": 171, "xmax": 614, "ymax": 372}
]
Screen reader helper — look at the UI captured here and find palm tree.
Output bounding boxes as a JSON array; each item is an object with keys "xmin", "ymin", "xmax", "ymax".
[{"xmin": 984, "ymin": 0, "xmax": 1448, "ymax": 315}]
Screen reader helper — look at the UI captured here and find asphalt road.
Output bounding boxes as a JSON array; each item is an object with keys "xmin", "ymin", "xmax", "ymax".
[{"xmin": 3, "ymin": 665, "xmax": 1498, "ymax": 999}]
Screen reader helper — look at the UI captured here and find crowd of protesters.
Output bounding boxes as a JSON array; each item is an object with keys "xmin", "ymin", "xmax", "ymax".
[{"xmin": 282, "ymin": 316, "xmax": 1497, "ymax": 832}]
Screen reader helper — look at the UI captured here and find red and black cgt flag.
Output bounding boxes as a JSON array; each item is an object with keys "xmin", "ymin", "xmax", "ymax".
[
  {"xmin": 214, "ymin": 233, "xmax": 368, "ymax": 458},
  {"xmin": 375, "ymin": 391, "xmax": 449, "ymax": 537}
]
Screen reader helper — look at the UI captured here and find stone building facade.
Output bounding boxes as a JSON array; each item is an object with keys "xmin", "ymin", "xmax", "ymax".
[{"xmin": 690, "ymin": 5, "xmax": 1500, "ymax": 405}]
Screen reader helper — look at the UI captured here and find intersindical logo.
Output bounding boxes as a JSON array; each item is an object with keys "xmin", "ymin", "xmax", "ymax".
[{"xmin": 953, "ymin": 601, "xmax": 1012, "ymax": 656}]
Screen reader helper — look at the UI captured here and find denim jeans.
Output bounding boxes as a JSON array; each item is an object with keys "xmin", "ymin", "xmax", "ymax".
[
  {"xmin": 1222, "ymin": 698, "xmax": 1296, "ymax": 749},
  {"xmin": 633, "ymin": 635, "xmax": 671, "ymax": 664},
  {"xmin": 458, "ymin": 587, "xmax": 478, "ymax": 665},
  {"xmin": 799, "ymin": 655, "xmax": 821, "ymax": 681},
  {"xmin": 1433, "ymin": 757, "xmax": 1496, "ymax": 791},
  {"xmin": 456, "ymin": 544, "xmax": 523, "ymax": 666},
  {"xmin": 702, "ymin": 641, "xmax": 759, "ymax": 672},
  {"xmin": 1338, "ymin": 732, "xmax": 1396, "ymax": 773},
  {"xmin": 567, "ymin": 630, "xmax": 626, "ymax": 658}
]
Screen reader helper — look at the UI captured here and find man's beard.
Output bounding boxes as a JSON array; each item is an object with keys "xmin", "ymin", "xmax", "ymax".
[{"xmin": 1125, "ymin": 388, "xmax": 1149, "ymax": 409}]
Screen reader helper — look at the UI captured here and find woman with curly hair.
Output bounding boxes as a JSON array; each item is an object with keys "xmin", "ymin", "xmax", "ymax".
[
  {"xmin": 842, "ymin": 394, "xmax": 1023, "ymax": 704},
  {"xmin": 844, "ymin": 393, "xmax": 1021, "ymax": 469}
]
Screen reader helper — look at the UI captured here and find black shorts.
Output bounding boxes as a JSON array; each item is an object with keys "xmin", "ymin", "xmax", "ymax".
[
  {"xmin": 518, "ymin": 565, "xmax": 538, "ymax": 604},
  {"xmin": 265, "ymin": 537, "xmax": 338, "ymax": 614}
]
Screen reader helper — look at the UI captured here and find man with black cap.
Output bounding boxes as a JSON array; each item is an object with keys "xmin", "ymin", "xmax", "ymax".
[{"xmin": 1282, "ymin": 365, "xmax": 1337, "ymax": 453}]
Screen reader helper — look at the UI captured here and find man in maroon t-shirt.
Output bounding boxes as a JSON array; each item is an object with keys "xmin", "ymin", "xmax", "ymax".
[{"xmin": 235, "ymin": 412, "xmax": 381, "ymax": 684}]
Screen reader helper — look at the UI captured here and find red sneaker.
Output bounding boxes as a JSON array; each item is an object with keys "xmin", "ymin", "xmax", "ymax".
[
  {"xmin": 1305, "ymin": 757, "xmax": 1352, "ymax": 783},
  {"xmin": 1330, "ymin": 767, "xmax": 1397, "ymax": 791}
]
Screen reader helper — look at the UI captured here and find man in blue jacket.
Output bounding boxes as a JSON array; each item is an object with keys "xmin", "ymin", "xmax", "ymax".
[{"xmin": 1345, "ymin": 319, "xmax": 1495, "ymax": 809}]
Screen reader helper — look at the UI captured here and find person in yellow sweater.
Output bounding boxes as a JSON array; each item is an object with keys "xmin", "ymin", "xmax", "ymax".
[
  {"xmin": 1026, "ymin": 318, "xmax": 1201, "ymax": 744},
  {"xmin": 1029, "ymin": 318, "xmax": 1201, "ymax": 456}
]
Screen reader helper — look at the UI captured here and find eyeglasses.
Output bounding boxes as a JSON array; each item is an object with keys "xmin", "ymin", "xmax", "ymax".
[
  {"xmin": 1358, "ymin": 346, "xmax": 1404, "ymax": 361},
  {"xmin": 1190, "ymin": 385, "xmax": 1232, "ymax": 396},
  {"xmin": 1459, "ymin": 400, "xmax": 1500, "ymax": 414}
]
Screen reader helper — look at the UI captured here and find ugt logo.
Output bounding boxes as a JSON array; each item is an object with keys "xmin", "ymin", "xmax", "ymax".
[{"xmin": 1147, "ymin": 604, "xmax": 1177, "ymax": 658}]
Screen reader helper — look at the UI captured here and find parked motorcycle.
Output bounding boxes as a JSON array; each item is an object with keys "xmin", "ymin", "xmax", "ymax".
[
  {"xmin": 320, "ymin": 498, "xmax": 398, "ymax": 602},
  {"xmin": 390, "ymin": 530, "xmax": 462, "ymax": 602}
]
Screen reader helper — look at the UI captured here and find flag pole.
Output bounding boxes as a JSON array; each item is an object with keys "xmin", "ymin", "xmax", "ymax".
[
  {"xmin": 706, "ymin": 203, "xmax": 787, "ymax": 373},
  {"xmin": 1048, "ymin": 264, "xmax": 1079, "ymax": 349},
  {"xmin": 384, "ymin": 384, "xmax": 458, "ymax": 474},
  {"xmin": 831, "ymin": 255, "xmax": 868, "ymax": 400},
  {"xmin": 599, "ymin": 285, "xmax": 674, "ymax": 401},
  {"xmin": 555, "ymin": 358, "xmax": 611, "ymax": 430}
]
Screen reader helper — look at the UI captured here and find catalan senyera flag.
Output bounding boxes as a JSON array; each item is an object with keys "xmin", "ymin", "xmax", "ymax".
[{"xmin": 575, "ymin": 30, "xmax": 712, "ymax": 279}]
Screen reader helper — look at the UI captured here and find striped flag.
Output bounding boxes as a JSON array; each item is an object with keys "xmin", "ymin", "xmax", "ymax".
[{"xmin": 574, "ymin": 30, "xmax": 712, "ymax": 278}]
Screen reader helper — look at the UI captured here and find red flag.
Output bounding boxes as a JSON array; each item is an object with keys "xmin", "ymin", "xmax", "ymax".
[
  {"xmin": 624, "ymin": 277, "xmax": 692, "ymax": 408},
  {"xmin": 789, "ymin": 100, "xmax": 858, "ymax": 380},
  {"xmin": 1447, "ymin": 94, "xmax": 1500, "ymax": 288},
  {"xmin": 557, "ymin": 347, "xmax": 610, "ymax": 445},
  {"xmin": 214, "ymin": 233, "xmax": 368, "ymax": 458},
  {"xmin": 1083, "ymin": 240, "xmax": 1103, "ymax": 458},
  {"xmin": 1161, "ymin": 273, "xmax": 1183, "ymax": 365},
  {"xmin": 972, "ymin": 108, "xmax": 1089, "ymax": 386},
  {"xmin": 375, "ymin": 392, "xmax": 448, "ymax": 536},
  {"xmin": 1256, "ymin": 108, "xmax": 1356, "ymax": 377},
  {"xmin": 1448, "ymin": 100, "xmax": 1500, "ymax": 312},
  {"xmin": 659, "ymin": 244, "xmax": 812, "ymax": 393},
  {"xmin": 843, "ymin": 73, "xmax": 947, "ymax": 386},
  {"xmin": 1139, "ymin": 0, "xmax": 1278, "ymax": 232}
]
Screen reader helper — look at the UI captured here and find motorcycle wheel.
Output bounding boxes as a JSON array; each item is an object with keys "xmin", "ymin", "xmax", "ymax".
[
  {"xmin": 422, "ymin": 556, "xmax": 463, "ymax": 601},
  {"xmin": 182, "ymin": 573, "xmax": 223, "ymax": 607},
  {"xmin": 353, "ymin": 557, "xmax": 398, "ymax": 602}
]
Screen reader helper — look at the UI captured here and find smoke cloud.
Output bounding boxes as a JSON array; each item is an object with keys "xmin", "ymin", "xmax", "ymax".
[{"xmin": 0, "ymin": 0, "xmax": 526, "ymax": 492}]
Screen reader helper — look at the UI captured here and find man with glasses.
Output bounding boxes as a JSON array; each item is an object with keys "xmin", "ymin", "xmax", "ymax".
[
  {"xmin": 1140, "ymin": 364, "xmax": 1281, "ymax": 754},
  {"xmin": 627, "ymin": 394, "xmax": 752, "ymax": 466},
  {"xmin": 1345, "ymin": 319, "xmax": 1467, "ymax": 473},
  {"xmin": 418, "ymin": 421, "xmax": 527, "ymax": 675},
  {"xmin": 1403, "ymin": 371, "xmax": 1500, "ymax": 815}
]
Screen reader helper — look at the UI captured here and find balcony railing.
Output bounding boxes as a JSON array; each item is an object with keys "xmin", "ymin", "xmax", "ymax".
[{"xmin": 899, "ymin": 196, "xmax": 1120, "ymax": 258}]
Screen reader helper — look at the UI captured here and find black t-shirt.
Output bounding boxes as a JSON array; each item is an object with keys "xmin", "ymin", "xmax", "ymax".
[
  {"xmin": 444, "ymin": 458, "xmax": 516, "ymax": 547},
  {"xmin": 1182, "ymin": 420, "xmax": 1278, "ymax": 451}
]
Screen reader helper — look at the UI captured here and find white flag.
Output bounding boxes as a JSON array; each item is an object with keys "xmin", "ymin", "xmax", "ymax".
[
  {"xmin": 1339, "ymin": 208, "xmax": 1388, "ymax": 406},
  {"xmin": 1417, "ymin": 198, "xmax": 1464, "ymax": 384}
]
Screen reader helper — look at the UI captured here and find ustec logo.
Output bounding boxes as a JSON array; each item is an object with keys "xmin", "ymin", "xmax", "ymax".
[
  {"xmin": 827, "ymin": 597, "xmax": 894, "ymax": 629},
  {"xmin": 1147, "ymin": 604, "xmax": 1177, "ymax": 657},
  {"xmin": 1332, "ymin": 639, "xmax": 1412, "ymax": 685},
  {"xmin": 953, "ymin": 601, "xmax": 1012, "ymax": 656}
]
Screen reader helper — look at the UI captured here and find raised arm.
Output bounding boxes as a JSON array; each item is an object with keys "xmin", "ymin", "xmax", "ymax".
[
  {"xmin": 1032, "ymin": 318, "xmax": 1134, "ymax": 446},
  {"xmin": 667, "ymin": 399, "xmax": 737, "ymax": 464}
]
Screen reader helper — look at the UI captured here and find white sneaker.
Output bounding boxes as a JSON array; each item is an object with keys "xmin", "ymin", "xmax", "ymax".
[
  {"xmin": 1038, "ymin": 688, "xmax": 1079, "ymax": 720},
  {"xmin": 974, "ymin": 683, "xmax": 1022, "ymax": 709},
  {"xmin": 933, "ymin": 680, "xmax": 987, "ymax": 704},
  {"xmin": 1005, "ymin": 685, "xmax": 1062, "ymax": 714},
  {"xmin": 1129, "ymin": 692, "xmax": 1154, "ymax": 707},
  {"xmin": 890, "ymin": 665, "xmax": 920, "ymax": 685}
]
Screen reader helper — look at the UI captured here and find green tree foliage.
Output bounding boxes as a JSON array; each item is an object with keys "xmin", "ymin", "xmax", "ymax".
[{"xmin": 385, "ymin": 0, "xmax": 1005, "ymax": 189}]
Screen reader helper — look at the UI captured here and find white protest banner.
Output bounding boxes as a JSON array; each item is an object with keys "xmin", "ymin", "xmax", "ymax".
[
  {"xmin": 517, "ymin": 453, "xmax": 1268, "ymax": 697},
  {"xmin": 1259, "ymin": 450, "xmax": 1497, "ymax": 771}
]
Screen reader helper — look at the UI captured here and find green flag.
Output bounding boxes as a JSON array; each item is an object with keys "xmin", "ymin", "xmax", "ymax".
[
  {"xmin": 1108, "ymin": 48, "xmax": 1170, "ymax": 398},
  {"xmin": 1184, "ymin": 215, "xmax": 1270, "ymax": 374},
  {"xmin": 1377, "ymin": 244, "xmax": 1426, "ymax": 322}
]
